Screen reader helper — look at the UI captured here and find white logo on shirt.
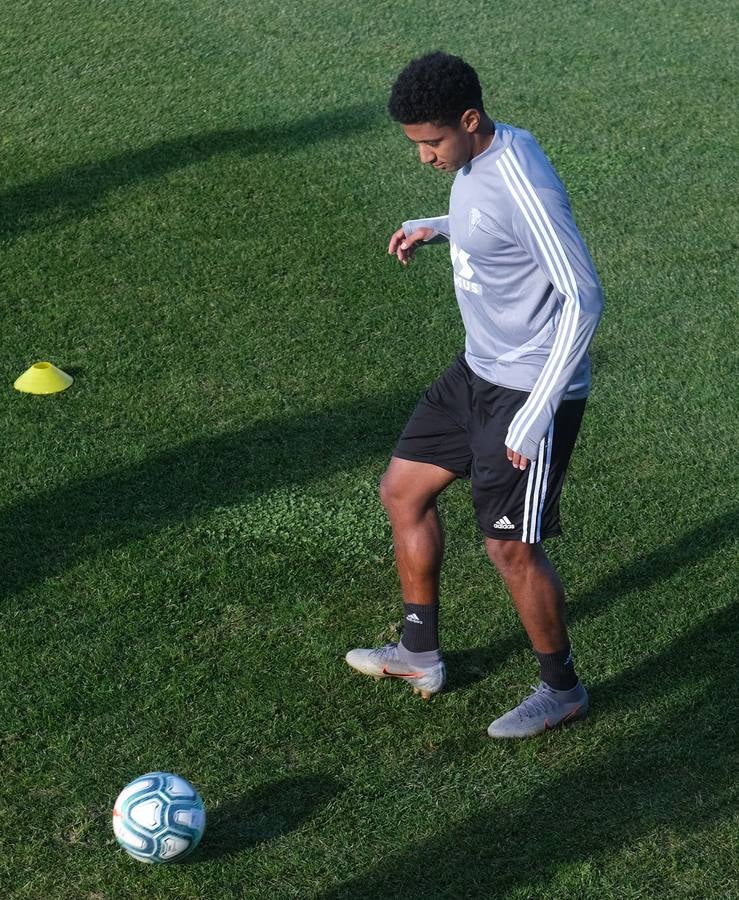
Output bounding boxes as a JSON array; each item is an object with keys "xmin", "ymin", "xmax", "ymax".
[
  {"xmin": 450, "ymin": 242, "xmax": 482, "ymax": 295},
  {"xmin": 469, "ymin": 207, "xmax": 482, "ymax": 236},
  {"xmin": 450, "ymin": 243, "xmax": 474, "ymax": 279}
]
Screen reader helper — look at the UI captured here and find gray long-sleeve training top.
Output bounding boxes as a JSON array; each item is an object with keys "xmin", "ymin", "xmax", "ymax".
[{"xmin": 402, "ymin": 120, "xmax": 604, "ymax": 461}]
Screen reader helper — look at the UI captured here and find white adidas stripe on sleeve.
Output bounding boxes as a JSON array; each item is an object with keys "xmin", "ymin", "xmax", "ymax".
[{"xmin": 497, "ymin": 149, "xmax": 582, "ymax": 456}]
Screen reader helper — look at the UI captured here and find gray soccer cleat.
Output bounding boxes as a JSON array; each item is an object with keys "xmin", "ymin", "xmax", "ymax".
[
  {"xmin": 487, "ymin": 681, "xmax": 589, "ymax": 738},
  {"xmin": 345, "ymin": 643, "xmax": 446, "ymax": 699}
]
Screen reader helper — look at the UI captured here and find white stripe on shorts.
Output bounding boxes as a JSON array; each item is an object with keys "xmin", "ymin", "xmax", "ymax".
[
  {"xmin": 521, "ymin": 450, "xmax": 539, "ymax": 544},
  {"xmin": 524, "ymin": 436, "xmax": 546, "ymax": 543},
  {"xmin": 522, "ymin": 420, "xmax": 554, "ymax": 543},
  {"xmin": 534, "ymin": 420, "xmax": 555, "ymax": 543}
]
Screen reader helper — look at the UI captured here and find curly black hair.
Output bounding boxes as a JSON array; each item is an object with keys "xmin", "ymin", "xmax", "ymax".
[{"xmin": 388, "ymin": 51, "xmax": 485, "ymax": 126}]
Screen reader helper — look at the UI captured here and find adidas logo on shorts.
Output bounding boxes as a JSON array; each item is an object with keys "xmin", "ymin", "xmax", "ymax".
[{"xmin": 493, "ymin": 515, "xmax": 515, "ymax": 530}]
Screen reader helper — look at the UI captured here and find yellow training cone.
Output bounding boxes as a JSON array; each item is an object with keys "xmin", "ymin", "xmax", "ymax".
[{"xmin": 14, "ymin": 361, "xmax": 74, "ymax": 395}]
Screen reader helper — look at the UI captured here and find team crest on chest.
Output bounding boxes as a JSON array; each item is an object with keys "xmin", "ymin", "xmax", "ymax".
[{"xmin": 469, "ymin": 207, "xmax": 482, "ymax": 236}]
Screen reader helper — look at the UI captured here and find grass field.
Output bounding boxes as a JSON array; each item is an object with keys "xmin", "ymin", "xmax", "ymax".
[{"xmin": 1, "ymin": 0, "xmax": 737, "ymax": 897}]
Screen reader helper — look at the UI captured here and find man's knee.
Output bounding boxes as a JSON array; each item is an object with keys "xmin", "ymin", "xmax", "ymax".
[
  {"xmin": 379, "ymin": 460, "xmax": 449, "ymax": 518},
  {"xmin": 379, "ymin": 468, "xmax": 403, "ymax": 513},
  {"xmin": 485, "ymin": 538, "xmax": 537, "ymax": 576}
]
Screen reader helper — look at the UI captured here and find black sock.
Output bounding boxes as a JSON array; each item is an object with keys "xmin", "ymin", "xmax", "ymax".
[
  {"xmin": 399, "ymin": 601, "xmax": 439, "ymax": 653},
  {"xmin": 534, "ymin": 644, "xmax": 578, "ymax": 691}
]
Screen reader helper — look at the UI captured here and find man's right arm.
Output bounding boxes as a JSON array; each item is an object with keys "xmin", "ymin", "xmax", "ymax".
[
  {"xmin": 402, "ymin": 215, "xmax": 450, "ymax": 243},
  {"xmin": 388, "ymin": 215, "xmax": 449, "ymax": 266}
]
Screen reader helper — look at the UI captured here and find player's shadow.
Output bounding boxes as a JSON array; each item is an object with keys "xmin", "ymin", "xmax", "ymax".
[
  {"xmin": 193, "ymin": 774, "xmax": 341, "ymax": 861},
  {"xmin": 0, "ymin": 391, "xmax": 415, "ymax": 603},
  {"xmin": 321, "ymin": 600, "xmax": 739, "ymax": 899},
  {"xmin": 0, "ymin": 102, "xmax": 380, "ymax": 242},
  {"xmin": 443, "ymin": 633, "xmax": 529, "ymax": 693},
  {"xmin": 442, "ymin": 503, "xmax": 738, "ymax": 692}
]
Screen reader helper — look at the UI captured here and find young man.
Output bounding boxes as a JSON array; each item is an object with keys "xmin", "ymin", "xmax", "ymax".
[{"xmin": 345, "ymin": 52, "xmax": 604, "ymax": 738}]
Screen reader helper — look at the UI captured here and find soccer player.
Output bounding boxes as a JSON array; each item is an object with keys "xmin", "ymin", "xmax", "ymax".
[{"xmin": 345, "ymin": 52, "xmax": 604, "ymax": 738}]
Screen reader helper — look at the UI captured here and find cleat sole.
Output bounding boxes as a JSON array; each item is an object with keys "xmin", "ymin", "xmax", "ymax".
[{"xmin": 413, "ymin": 687, "xmax": 432, "ymax": 699}]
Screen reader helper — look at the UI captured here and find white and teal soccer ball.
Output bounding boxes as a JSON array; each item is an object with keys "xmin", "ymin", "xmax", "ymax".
[{"xmin": 113, "ymin": 772, "xmax": 206, "ymax": 863}]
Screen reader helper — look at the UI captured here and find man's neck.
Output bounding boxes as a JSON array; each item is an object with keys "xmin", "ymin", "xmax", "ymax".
[{"xmin": 470, "ymin": 116, "xmax": 495, "ymax": 160}]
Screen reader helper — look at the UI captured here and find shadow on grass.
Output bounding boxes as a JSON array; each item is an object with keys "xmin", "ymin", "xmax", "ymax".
[
  {"xmin": 193, "ymin": 774, "xmax": 341, "ymax": 861},
  {"xmin": 322, "ymin": 600, "xmax": 739, "ymax": 899},
  {"xmin": 0, "ymin": 102, "xmax": 380, "ymax": 242},
  {"xmin": 568, "ymin": 504, "xmax": 739, "ymax": 625},
  {"xmin": 444, "ymin": 504, "xmax": 739, "ymax": 691},
  {"xmin": 444, "ymin": 634, "xmax": 530, "ymax": 693},
  {"xmin": 0, "ymin": 392, "xmax": 415, "ymax": 602}
]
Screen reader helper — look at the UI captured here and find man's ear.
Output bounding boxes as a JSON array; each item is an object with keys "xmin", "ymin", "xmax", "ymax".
[{"xmin": 460, "ymin": 108, "xmax": 481, "ymax": 133}]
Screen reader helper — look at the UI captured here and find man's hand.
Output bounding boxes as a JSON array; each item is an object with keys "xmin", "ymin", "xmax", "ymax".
[
  {"xmin": 506, "ymin": 447, "xmax": 530, "ymax": 471},
  {"xmin": 388, "ymin": 226, "xmax": 435, "ymax": 266}
]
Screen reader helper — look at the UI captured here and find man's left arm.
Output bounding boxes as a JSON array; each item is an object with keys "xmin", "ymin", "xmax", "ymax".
[{"xmin": 505, "ymin": 186, "xmax": 604, "ymax": 466}]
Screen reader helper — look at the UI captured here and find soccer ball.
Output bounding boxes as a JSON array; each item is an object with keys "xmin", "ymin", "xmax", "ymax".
[{"xmin": 113, "ymin": 772, "xmax": 206, "ymax": 863}]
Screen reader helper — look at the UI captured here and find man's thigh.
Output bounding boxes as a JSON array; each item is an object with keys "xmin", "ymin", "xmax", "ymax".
[{"xmin": 393, "ymin": 353, "xmax": 473, "ymax": 478}]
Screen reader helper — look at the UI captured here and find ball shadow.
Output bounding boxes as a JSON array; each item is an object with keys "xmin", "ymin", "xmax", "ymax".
[{"xmin": 193, "ymin": 774, "xmax": 341, "ymax": 861}]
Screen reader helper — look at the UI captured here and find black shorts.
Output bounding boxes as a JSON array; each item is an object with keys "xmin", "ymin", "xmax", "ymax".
[{"xmin": 393, "ymin": 353, "xmax": 586, "ymax": 542}]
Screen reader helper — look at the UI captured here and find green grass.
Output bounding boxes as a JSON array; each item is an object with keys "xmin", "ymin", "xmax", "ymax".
[{"xmin": 1, "ymin": 0, "xmax": 737, "ymax": 897}]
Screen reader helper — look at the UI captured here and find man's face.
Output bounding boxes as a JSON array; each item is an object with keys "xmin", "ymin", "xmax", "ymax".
[{"xmin": 402, "ymin": 120, "xmax": 473, "ymax": 172}]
